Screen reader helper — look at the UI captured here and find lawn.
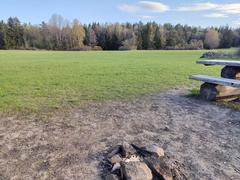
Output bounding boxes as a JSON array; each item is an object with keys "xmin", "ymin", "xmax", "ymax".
[{"xmin": 0, "ymin": 50, "xmax": 226, "ymax": 112}]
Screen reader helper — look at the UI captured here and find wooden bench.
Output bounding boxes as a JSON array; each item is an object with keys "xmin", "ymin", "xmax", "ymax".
[
  {"xmin": 190, "ymin": 75, "xmax": 240, "ymax": 88},
  {"xmin": 190, "ymin": 60, "xmax": 240, "ymax": 101}
]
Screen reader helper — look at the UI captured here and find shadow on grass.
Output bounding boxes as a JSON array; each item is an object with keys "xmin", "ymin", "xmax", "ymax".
[
  {"xmin": 186, "ymin": 88, "xmax": 240, "ymax": 111},
  {"xmin": 185, "ymin": 89, "xmax": 201, "ymax": 99}
]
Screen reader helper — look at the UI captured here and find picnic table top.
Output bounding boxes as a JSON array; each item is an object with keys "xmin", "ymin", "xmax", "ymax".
[
  {"xmin": 197, "ymin": 59, "xmax": 240, "ymax": 67},
  {"xmin": 190, "ymin": 75, "xmax": 240, "ymax": 88}
]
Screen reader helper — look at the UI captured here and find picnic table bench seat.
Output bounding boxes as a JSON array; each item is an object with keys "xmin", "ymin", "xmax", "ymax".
[
  {"xmin": 197, "ymin": 59, "xmax": 240, "ymax": 67},
  {"xmin": 190, "ymin": 75, "xmax": 240, "ymax": 88}
]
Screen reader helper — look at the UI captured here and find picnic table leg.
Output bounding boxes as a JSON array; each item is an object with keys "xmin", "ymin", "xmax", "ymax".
[
  {"xmin": 221, "ymin": 66, "xmax": 240, "ymax": 80},
  {"xmin": 200, "ymin": 83, "xmax": 218, "ymax": 101},
  {"xmin": 200, "ymin": 82, "xmax": 240, "ymax": 101}
]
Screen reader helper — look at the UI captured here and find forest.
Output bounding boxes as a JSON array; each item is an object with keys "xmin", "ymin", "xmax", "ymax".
[{"xmin": 0, "ymin": 14, "xmax": 239, "ymax": 51}]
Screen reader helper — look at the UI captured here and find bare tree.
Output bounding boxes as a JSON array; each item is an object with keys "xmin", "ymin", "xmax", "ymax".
[
  {"xmin": 71, "ymin": 19, "xmax": 85, "ymax": 49},
  {"xmin": 48, "ymin": 14, "xmax": 66, "ymax": 49}
]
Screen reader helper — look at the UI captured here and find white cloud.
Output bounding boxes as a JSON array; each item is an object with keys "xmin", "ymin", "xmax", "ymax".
[
  {"xmin": 118, "ymin": 1, "xmax": 169, "ymax": 15},
  {"xmin": 178, "ymin": 2, "xmax": 240, "ymax": 14},
  {"xmin": 118, "ymin": 4, "xmax": 139, "ymax": 13},
  {"xmin": 139, "ymin": 1, "xmax": 169, "ymax": 12},
  {"xmin": 178, "ymin": 2, "xmax": 218, "ymax": 11},
  {"xmin": 204, "ymin": 13, "xmax": 228, "ymax": 18},
  {"xmin": 218, "ymin": 4, "xmax": 240, "ymax": 14}
]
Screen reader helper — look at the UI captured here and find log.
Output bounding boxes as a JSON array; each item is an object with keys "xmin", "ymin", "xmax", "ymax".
[
  {"xmin": 200, "ymin": 83, "xmax": 240, "ymax": 101},
  {"xmin": 221, "ymin": 66, "xmax": 240, "ymax": 80}
]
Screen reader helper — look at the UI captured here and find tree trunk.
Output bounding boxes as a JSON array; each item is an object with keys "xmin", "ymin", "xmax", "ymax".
[{"xmin": 200, "ymin": 83, "xmax": 240, "ymax": 101}]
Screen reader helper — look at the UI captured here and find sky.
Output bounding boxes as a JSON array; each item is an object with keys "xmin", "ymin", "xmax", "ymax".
[{"xmin": 1, "ymin": 0, "xmax": 240, "ymax": 27}]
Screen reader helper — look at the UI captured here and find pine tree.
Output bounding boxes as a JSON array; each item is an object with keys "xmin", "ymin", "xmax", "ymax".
[
  {"xmin": 0, "ymin": 21, "xmax": 5, "ymax": 49},
  {"xmin": 5, "ymin": 17, "xmax": 24, "ymax": 49}
]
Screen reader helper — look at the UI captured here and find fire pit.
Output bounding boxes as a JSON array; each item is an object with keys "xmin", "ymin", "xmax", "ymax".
[{"xmin": 102, "ymin": 142, "xmax": 187, "ymax": 180}]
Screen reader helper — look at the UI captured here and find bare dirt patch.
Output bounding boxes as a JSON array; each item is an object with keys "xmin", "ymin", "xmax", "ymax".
[{"xmin": 0, "ymin": 89, "xmax": 240, "ymax": 179}]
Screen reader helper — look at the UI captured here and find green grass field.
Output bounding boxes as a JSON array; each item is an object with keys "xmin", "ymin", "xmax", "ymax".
[{"xmin": 0, "ymin": 50, "xmax": 230, "ymax": 112}]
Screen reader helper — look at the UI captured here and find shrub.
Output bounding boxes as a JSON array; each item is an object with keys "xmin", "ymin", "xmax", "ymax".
[
  {"xmin": 92, "ymin": 46, "xmax": 103, "ymax": 51},
  {"xmin": 187, "ymin": 39, "xmax": 204, "ymax": 50}
]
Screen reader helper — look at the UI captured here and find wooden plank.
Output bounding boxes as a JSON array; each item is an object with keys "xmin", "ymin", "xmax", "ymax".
[
  {"xmin": 190, "ymin": 75, "xmax": 240, "ymax": 88},
  {"xmin": 197, "ymin": 60, "xmax": 240, "ymax": 67}
]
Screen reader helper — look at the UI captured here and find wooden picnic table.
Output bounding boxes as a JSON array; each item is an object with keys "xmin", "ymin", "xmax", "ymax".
[{"xmin": 190, "ymin": 59, "xmax": 240, "ymax": 101}]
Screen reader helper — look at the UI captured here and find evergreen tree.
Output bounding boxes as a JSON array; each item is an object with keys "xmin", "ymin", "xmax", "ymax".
[
  {"xmin": 219, "ymin": 26, "xmax": 234, "ymax": 48},
  {"xmin": 5, "ymin": 17, "xmax": 24, "ymax": 49},
  {"xmin": 0, "ymin": 21, "xmax": 5, "ymax": 49},
  {"xmin": 154, "ymin": 26, "xmax": 166, "ymax": 49}
]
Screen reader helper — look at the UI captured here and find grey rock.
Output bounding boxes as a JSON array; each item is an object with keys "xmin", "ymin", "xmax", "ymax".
[
  {"xmin": 108, "ymin": 145, "xmax": 121, "ymax": 158},
  {"xmin": 144, "ymin": 156, "xmax": 173, "ymax": 180},
  {"xmin": 121, "ymin": 161, "xmax": 153, "ymax": 180},
  {"xmin": 143, "ymin": 145, "xmax": 165, "ymax": 158},
  {"xmin": 111, "ymin": 163, "xmax": 121, "ymax": 172},
  {"xmin": 109, "ymin": 154, "xmax": 122, "ymax": 164}
]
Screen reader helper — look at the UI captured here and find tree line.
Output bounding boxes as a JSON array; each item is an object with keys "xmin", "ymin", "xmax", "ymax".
[{"xmin": 0, "ymin": 14, "xmax": 240, "ymax": 51}]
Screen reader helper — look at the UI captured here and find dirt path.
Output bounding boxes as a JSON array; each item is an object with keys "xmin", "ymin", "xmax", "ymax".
[{"xmin": 0, "ymin": 89, "xmax": 240, "ymax": 180}]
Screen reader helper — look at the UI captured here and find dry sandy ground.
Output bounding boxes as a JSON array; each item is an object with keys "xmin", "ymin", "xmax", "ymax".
[{"xmin": 0, "ymin": 89, "xmax": 240, "ymax": 180}]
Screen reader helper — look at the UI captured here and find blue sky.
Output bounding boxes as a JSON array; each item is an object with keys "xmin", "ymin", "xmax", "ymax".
[{"xmin": 1, "ymin": 0, "xmax": 240, "ymax": 27}]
